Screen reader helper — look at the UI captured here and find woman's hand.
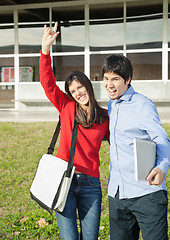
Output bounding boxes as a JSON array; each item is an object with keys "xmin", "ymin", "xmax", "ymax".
[{"xmin": 42, "ymin": 22, "xmax": 60, "ymax": 55}]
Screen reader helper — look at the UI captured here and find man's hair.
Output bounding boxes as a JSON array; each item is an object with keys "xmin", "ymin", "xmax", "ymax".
[{"xmin": 102, "ymin": 54, "xmax": 133, "ymax": 85}]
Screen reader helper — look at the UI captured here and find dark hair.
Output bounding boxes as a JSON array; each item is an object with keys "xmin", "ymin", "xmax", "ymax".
[
  {"xmin": 102, "ymin": 54, "xmax": 133, "ymax": 86},
  {"xmin": 65, "ymin": 71, "xmax": 107, "ymax": 128}
]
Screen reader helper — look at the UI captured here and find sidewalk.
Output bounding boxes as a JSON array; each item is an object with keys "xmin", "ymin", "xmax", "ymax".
[
  {"xmin": 0, "ymin": 109, "xmax": 170, "ymax": 123},
  {"xmin": 0, "ymin": 110, "xmax": 59, "ymax": 123}
]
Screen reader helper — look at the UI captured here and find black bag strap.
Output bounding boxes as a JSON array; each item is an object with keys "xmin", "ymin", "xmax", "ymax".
[
  {"xmin": 47, "ymin": 116, "xmax": 61, "ymax": 154},
  {"xmin": 47, "ymin": 115, "xmax": 78, "ymax": 178},
  {"xmin": 66, "ymin": 119, "xmax": 78, "ymax": 177}
]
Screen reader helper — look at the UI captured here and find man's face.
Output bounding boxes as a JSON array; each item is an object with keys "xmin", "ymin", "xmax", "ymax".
[{"xmin": 103, "ymin": 72, "xmax": 130, "ymax": 100}]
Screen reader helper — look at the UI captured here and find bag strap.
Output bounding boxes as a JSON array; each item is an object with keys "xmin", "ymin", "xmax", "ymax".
[
  {"xmin": 66, "ymin": 119, "xmax": 78, "ymax": 177},
  {"xmin": 47, "ymin": 115, "xmax": 78, "ymax": 178},
  {"xmin": 47, "ymin": 116, "xmax": 61, "ymax": 154}
]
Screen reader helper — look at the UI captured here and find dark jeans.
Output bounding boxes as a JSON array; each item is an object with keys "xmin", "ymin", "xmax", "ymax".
[{"xmin": 109, "ymin": 190, "xmax": 168, "ymax": 240}]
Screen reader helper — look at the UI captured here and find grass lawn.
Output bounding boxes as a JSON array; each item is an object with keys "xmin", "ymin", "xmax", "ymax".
[{"xmin": 0, "ymin": 122, "xmax": 169, "ymax": 239}]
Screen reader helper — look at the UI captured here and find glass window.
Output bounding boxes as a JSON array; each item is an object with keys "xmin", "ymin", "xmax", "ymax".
[
  {"xmin": 18, "ymin": 8, "xmax": 49, "ymax": 23},
  {"xmin": 0, "ymin": 85, "xmax": 15, "ymax": 108},
  {"xmin": 126, "ymin": 1, "xmax": 163, "ymax": 49},
  {"xmin": 90, "ymin": 3, "xmax": 123, "ymax": 51},
  {"xmin": 53, "ymin": 55, "xmax": 84, "ymax": 81},
  {"xmin": 168, "ymin": 1, "xmax": 170, "ymax": 48},
  {"xmin": 127, "ymin": 52, "xmax": 162, "ymax": 80},
  {"xmin": 0, "ymin": 9, "xmax": 13, "ymax": 24},
  {"xmin": 18, "ymin": 24, "xmax": 45, "ymax": 53},
  {"xmin": 52, "ymin": 6, "xmax": 85, "ymax": 52},
  {"xmin": 18, "ymin": 8, "xmax": 49, "ymax": 53},
  {"xmin": 0, "ymin": 57, "xmax": 14, "ymax": 108},
  {"xmin": 0, "ymin": 57, "xmax": 14, "ymax": 82},
  {"xmin": 0, "ymin": 10, "xmax": 14, "ymax": 54},
  {"xmin": 19, "ymin": 57, "xmax": 39, "ymax": 82},
  {"xmin": 90, "ymin": 54, "xmax": 113, "ymax": 81}
]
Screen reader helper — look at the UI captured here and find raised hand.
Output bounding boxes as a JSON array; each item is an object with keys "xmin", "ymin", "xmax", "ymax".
[{"xmin": 42, "ymin": 22, "xmax": 60, "ymax": 55}]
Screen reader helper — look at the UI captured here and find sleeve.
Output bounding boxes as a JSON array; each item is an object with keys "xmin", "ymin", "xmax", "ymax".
[
  {"xmin": 39, "ymin": 50, "xmax": 69, "ymax": 113},
  {"xmin": 139, "ymin": 99, "xmax": 170, "ymax": 177}
]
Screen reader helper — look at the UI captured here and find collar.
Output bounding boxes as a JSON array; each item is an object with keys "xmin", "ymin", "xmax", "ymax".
[
  {"xmin": 119, "ymin": 85, "xmax": 135, "ymax": 102},
  {"xmin": 109, "ymin": 85, "xmax": 135, "ymax": 104}
]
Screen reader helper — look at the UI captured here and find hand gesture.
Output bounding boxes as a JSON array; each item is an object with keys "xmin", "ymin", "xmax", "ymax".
[
  {"xmin": 146, "ymin": 167, "xmax": 165, "ymax": 186},
  {"xmin": 42, "ymin": 22, "xmax": 60, "ymax": 55}
]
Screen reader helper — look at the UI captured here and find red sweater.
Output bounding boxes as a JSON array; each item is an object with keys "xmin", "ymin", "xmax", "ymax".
[{"xmin": 40, "ymin": 51, "xmax": 109, "ymax": 178}]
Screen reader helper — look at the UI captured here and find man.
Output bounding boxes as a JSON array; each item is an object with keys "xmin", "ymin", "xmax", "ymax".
[{"xmin": 102, "ymin": 54, "xmax": 170, "ymax": 240}]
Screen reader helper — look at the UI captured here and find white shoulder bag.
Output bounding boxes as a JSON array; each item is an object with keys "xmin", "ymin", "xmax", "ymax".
[{"xmin": 30, "ymin": 116, "xmax": 78, "ymax": 215}]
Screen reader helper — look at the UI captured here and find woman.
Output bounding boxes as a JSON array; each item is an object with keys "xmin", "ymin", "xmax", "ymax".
[{"xmin": 40, "ymin": 22, "xmax": 109, "ymax": 240}]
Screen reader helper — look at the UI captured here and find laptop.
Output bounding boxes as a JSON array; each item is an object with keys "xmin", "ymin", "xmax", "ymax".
[{"xmin": 134, "ymin": 138, "xmax": 156, "ymax": 181}]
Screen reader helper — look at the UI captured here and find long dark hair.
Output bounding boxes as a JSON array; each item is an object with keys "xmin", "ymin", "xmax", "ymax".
[{"xmin": 65, "ymin": 71, "xmax": 107, "ymax": 128}]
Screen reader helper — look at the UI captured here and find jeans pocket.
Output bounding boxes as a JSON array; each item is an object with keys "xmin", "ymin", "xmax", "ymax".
[{"xmin": 87, "ymin": 176, "xmax": 101, "ymax": 187}]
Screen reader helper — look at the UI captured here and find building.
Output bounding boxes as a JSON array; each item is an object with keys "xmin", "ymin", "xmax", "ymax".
[{"xmin": 0, "ymin": 0, "xmax": 170, "ymax": 113}]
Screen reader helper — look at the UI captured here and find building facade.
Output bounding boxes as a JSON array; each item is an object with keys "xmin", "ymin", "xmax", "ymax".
[{"xmin": 0, "ymin": 0, "xmax": 170, "ymax": 111}]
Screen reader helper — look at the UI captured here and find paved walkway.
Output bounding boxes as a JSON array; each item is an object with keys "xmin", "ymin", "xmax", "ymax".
[
  {"xmin": 0, "ymin": 109, "xmax": 170, "ymax": 123},
  {"xmin": 0, "ymin": 110, "xmax": 59, "ymax": 122}
]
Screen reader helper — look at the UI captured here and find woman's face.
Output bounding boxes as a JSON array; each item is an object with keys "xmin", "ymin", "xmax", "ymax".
[{"xmin": 68, "ymin": 80, "xmax": 89, "ymax": 110}]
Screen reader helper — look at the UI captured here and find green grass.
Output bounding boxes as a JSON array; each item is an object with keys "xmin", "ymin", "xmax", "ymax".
[{"xmin": 0, "ymin": 122, "xmax": 169, "ymax": 239}]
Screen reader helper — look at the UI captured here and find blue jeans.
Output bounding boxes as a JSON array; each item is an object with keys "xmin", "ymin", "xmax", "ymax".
[{"xmin": 55, "ymin": 173, "xmax": 102, "ymax": 240}]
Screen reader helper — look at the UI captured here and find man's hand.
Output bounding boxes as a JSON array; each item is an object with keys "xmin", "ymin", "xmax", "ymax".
[
  {"xmin": 146, "ymin": 167, "xmax": 165, "ymax": 186},
  {"xmin": 42, "ymin": 22, "xmax": 60, "ymax": 55}
]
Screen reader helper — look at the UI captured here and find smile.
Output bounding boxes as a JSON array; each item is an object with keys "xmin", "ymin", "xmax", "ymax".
[
  {"xmin": 78, "ymin": 94, "xmax": 87, "ymax": 101},
  {"xmin": 108, "ymin": 89, "xmax": 117, "ymax": 94}
]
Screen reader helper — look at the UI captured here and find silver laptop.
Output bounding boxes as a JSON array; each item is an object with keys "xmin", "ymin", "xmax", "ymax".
[{"xmin": 134, "ymin": 138, "xmax": 156, "ymax": 181}]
